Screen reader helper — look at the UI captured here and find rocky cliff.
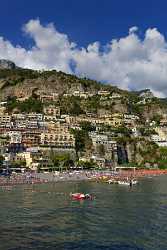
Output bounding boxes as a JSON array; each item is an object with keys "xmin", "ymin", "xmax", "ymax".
[
  {"xmin": 0, "ymin": 59, "xmax": 167, "ymax": 120},
  {"xmin": 0, "ymin": 59, "xmax": 16, "ymax": 70}
]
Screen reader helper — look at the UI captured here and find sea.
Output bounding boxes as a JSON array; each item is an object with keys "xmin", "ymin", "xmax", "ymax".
[{"xmin": 0, "ymin": 176, "xmax": 167, "ymax": 250}]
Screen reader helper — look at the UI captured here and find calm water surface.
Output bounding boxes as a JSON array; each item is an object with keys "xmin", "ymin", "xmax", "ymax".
[{"xmin": 0, "ymin": 176, "xmax": 167, "ymax": 250}]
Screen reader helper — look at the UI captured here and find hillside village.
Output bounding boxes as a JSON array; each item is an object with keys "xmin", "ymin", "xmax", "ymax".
[{"xmin": 0, "ymin": 60, "xmax": 167, "ymax": 172}]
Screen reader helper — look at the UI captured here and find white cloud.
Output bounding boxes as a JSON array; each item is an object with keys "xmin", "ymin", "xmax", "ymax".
[
  {"xmin": 0, "ymin": 19, "xmax": 167, "ymax": 97},
  {"xmin": 129, "ymin": 26, "xmax": 138, "ymax": 34},
  {"xmin": 73, "ymin": 27, "xmax": 167, "ymax": 97},
  {"xmin": 0, "ymin": 19, "xmax": 75, "ymax": 72}
]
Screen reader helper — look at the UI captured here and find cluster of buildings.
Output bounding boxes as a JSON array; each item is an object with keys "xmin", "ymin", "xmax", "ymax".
[
  {"xmin": 37, "ymin": 89, "xmax": 122, "ymax": 102},
  {"xmin": 0, "ymin": 104, "xmax": 76, "ymax": 172},
  {"xmin": 0, "ymin": 87, "xmax": 167, "ymax": 172},
  {"xmin": 0, "ymin": 93, "xmax": 143, "ymax": 171},
  {"xmin": 0, "ymin": 96, "xmax": 142, "ymax": 171},
  {"xmin": 151, "ymin": 120, "xmax": 167, "ymax": 147}
]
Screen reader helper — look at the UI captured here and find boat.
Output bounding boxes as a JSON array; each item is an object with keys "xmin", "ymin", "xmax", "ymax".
[
  {"xmin": 118, "ymin": 179, "xmax": 138, "ymax": 186},
  {"xmin": 131, "ymin": 179, "xmax": 138, "ymax": 185},
  {"xmin": 107, "ymin": 179, "xmax": 118, "ymax": 184},
  {"xmin": 70, "ymin": 193, "xmax": 93, "ymax": 200},
  {"xmin": 118, "ymin": 180, "xmax": 131, "ymax": 185}
]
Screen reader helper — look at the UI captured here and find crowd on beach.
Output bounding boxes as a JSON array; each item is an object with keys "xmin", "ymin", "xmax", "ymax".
[
  {"xmin": 0, "ymin": 173, "xmax": 48, "ymax": 186},
  {"xmin": 0, "ymin": 169, "xmax": 167, "ymax": 187},
  {"xmin": 94, "ymin": 169, "xmax": 167, "ymax": 181}
]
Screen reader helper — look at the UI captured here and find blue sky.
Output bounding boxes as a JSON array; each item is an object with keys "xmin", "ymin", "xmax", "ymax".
[
  {"xmin": 1, "ymin": 0, "xmax": 167, "ymax": 47},
  {"xmin": 1, "ymin": 0, "xmax": 167, "ymax": 96}
]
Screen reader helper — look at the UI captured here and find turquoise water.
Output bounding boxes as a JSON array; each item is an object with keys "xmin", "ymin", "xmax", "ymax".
[{"xmin": 0, "ymin": 176, "xmax": 167, "ymax": 250}]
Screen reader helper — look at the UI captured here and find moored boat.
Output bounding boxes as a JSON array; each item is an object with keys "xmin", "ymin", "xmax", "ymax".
[
  {"xmin": 107, "ymin": 179, "xmax": 118, "ymax": 184},
  {"xmin": 118, "ymin": 179, "xmax": 138, "ymax": 186},
  {"xmin": 131, "ymin": 179, "xmax": 138, "ymax": 185},
  {"xmin": 118, "ymin": 180, "xmax": 130, "ymax": 185}
]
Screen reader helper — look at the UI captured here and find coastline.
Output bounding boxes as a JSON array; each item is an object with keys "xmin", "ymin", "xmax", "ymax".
[{"xmin": 0, "ymin": 169, "xmax": 167, "ymax": 187}]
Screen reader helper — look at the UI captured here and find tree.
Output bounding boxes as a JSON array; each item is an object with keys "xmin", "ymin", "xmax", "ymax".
[
  {"xmin": 97, "ymin": 144, "xmax": 105, "ymax": 157},
  {"xmin": 80, "ymin": 121, "xmax": 95, "ymax": 132},
  {"xmin": 152, "ymin": 114, "xmax": 162, "ymax": 125},
  {"xmin": 77, "ymin": 160, "xmax": 96, "ymax": 169},
  {"xmin": 71, "ymin": 129, "xmax": 92, "ymax": 154},
  {"xmin": 60, "ymin": 96, "xmax": 85, "ymax": 115},
  {"xmin": 50, "ymin": 153, "xmax": 71, "ymax": 171},
  {"xmin": 6, "ymin": 96, "xmax": 43, "ymax": 113},
  {"xmin": 0, "ymin": 155, "xmax": 4, "ymax": 165},
  {"xmin": 12, "ymin": 160, "xmax": 26, "ymax": 168}
]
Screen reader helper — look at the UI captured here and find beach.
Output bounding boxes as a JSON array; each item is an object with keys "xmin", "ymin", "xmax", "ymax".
[{"xmin": 0, "ymin": 169, "xmax": 167, "ymax": 187}]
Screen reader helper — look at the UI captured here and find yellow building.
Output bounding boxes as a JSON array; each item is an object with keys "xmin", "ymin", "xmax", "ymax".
[
  {"xmin": 40, "ymin": 122, "xmax": 75, "ymax": 148},
  {"xmin": 155, "ymin": 127, "xmax": 167, "ymax": 141},
  {"xmin": 0, "ymin": 107, "xmax": 6, "ymax": 115},
  {"xmin": 16, "ymin": 152, "xmax": 32, "ymax": 168},
  {"xmin": 0, "ymin": 115, "xmax": 11, "ymax": 122},
  {"xmin": 105, "ymin": 113, "xmax": 123, "ymax": 127}
]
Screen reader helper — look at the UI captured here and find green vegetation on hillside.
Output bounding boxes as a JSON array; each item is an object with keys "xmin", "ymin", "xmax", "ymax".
[
  {"xmin": 71, "ymin": 128, "xmax": 93, "ymax": 155},
  {"xmin": 156, "ymin": 147, "xmax": 167, "ymax": 169},
  {"xmin": 6, "ymin": 96, "xmax": 43, "ymax": 113},
  {"xmin": 60, "ymin": 96, "xmax": 85, "ymax": 115},
  {"xmin": 0, "ymin": 68, "xmax": 39, "ymax": 80},
  {"xmin": 0, "ymin": 155, "xmax": 4, "ymax": 166}
]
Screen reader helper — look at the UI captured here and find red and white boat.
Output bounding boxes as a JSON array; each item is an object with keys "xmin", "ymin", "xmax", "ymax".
[{"xmin": 70, "ymin": 193, "xmax": 93, "ymax": 200}]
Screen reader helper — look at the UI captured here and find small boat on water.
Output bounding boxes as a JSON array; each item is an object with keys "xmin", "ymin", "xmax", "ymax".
[
  {"xmin": 131, "ymin": 179, "xmax": 138, "ymax": 185},
  {"xmin": 70, "ymin": 193, "xmax": 93, "ymax": 200},
  {"xmin": 118, "ymin": 180, "xmax": 130, "ymax": 185},
  {"xmin": 107, "ymin": 179, "xmax": 118, "ymax": 184},
  {"xmin": 118, "ymin": 179, "xmax": 138, "ymax": 186},
  {"xmin": 107, "ymin": 178, "xmax": 138, "ymax": 186}
]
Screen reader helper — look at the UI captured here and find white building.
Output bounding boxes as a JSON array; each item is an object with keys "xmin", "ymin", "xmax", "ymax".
[
  {"xmin": 151, "ymin": 134, "xmax": 167, "ymax": 147},
  {"xmin": 98, "ymin": 90, "xmax": 110, "ymax": 96},
  {"xmin": 26, "ymin": 121, "xmax": 39, "ymax": 129},
  {"xmin": 139, "ymin": 90, "xmax": 154, "ymax": 99},
  {"xmin": 44, "ymin": 115, "xmax": 58, "ymax": 122},
  {"xmin": 8, "ymin": 131, "xmax": 22, "ymax": 144},
  {"xmin": 26, "ymin": 113, "xmax": 43, "ymax": 121},
  {"xmin": 15, "ymin": 120, "xmax": 27, "ymax": 129},
  {"xmin": 89, "ymin": 132, "xmax": 117, "ymax": 151},
  {"xmin": 110, "ymin": 92, "xmax": 122, "ymax": 99},
  {"xmin": 124, "ymin": 114, "xmax": 139, "ymax": 120},
  {"xmin": 12, "ymin": 114, "xmax": 26, "ymax": 120}
]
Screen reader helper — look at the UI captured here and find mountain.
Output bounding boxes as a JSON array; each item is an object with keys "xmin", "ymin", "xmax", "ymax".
[
  {"xmin": 0, "ymin": 59, "xmax": 16, "ymax": 70},
  {"xmin": 0, "ymin": 60, "xmax": 167, "ymax": 120},
  {"xmin": 0, "ymin": 61, "xmax": 117, "ymax": 100}
]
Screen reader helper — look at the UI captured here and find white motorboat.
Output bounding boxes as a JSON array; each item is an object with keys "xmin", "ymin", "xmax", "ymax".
[
  {"xmin": 107, "ymin": 179, "xmax": 118, "ymax": 184},
  {"xmin": 118, "ymin": 179, "xmax": 138, "ymax": 186},
  {"xmin": 118, "ymin": 180, "xmax": 130, "ymax": 185}
]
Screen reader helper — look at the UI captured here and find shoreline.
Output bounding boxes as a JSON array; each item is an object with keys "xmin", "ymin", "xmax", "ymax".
[{"xmin": 0, "ymin": 169, "xmax": 167, "ymax": 187}]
